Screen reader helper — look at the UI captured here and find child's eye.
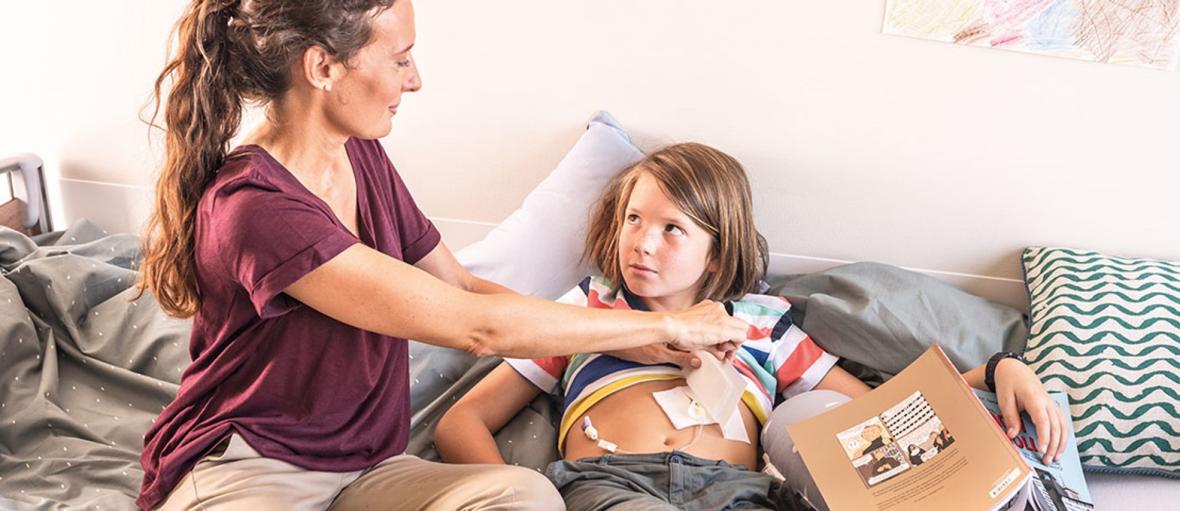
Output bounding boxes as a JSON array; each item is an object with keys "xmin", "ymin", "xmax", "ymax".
[
  {"xmin": 626, "ymin": 214, "xmax": 640, "ymax": 224},
  {"xmin": 665, "ymin": 224, "xmax": 685, "ymax": 236},
  {"xmin": 396, "ymin": 58, "xmax": 412, "ymax": 68}
]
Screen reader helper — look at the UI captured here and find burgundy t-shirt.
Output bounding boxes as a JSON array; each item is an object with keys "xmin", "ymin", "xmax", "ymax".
[{"xmin": 137, "ymin": 138, "xmax": 440, "ymax": 509}]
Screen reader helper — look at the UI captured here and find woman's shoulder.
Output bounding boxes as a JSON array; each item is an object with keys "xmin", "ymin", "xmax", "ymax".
[
  {"xmin": 208, "ymin": 145, "xmax": 286, "ymax": 194},
  {"xmin": 201, "ymin": 145, "xmax": 316, "ymax": 213}
]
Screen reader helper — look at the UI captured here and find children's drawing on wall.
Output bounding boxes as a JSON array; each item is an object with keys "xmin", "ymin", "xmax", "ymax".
[{"xmin": 883, "ymin": 0, "xmax": 1180, "ymax": 70}]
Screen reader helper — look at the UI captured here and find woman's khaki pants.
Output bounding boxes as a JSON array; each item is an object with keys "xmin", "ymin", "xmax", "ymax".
[{"xmin": 155, "ymin": 434, "xmax": 565, "ymax": 510}]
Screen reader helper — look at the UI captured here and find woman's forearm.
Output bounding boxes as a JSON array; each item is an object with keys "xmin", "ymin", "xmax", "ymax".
[
  {"xmin": 466, "ymin": 275, "xmax": 517, "ymax": 295},
  {"xmin": 459, "ymin": 292, "xmax": 674, "ymax": 358},
  {"xmin": 461, "ymin": 272, "xmax": 684, "ymax": 357},
  {"xmin": 287, "ymin": 244, "xmax": 741, "ymax": 358}
]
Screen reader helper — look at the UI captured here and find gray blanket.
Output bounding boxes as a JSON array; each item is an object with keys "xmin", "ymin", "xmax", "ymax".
[{"xmin": 768, "ymin": 262, "xmax": 1028, "ymax": 382}]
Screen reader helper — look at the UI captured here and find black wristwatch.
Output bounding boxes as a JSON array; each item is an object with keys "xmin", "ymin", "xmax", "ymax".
[{"xmin": 985, "ymin": 351, "xmax": 1023, "ymax": 392}]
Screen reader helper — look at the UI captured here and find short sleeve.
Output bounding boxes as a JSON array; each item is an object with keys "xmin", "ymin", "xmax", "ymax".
[
  {"xmin": 771, "ymin": 321, "xmax": 840, "ymax": 399},
  {"xmin": 504, "ymin": 357, "xmax": 568, "ymax": 394},
  {"xmin": 503, "ymin": 280, "xmax": 590, "ymax": 393},
  {"xmin": 737, "ymin": 294, "xmax": 839, "ymax": 399},
  {"xmin": 211, "ymin": 181, "xmax": 359, "ymax": 319}
]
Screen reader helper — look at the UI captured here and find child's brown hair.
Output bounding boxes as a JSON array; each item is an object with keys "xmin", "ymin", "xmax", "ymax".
[{"xmin": 585, "ymin": 142, "xmax": 768, "ymax": 303}]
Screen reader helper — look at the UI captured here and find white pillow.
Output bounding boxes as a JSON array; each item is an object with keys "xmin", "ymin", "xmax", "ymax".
[{"xmin": 455, "ymin": 111, "xmax": 643, "ymax": 298}]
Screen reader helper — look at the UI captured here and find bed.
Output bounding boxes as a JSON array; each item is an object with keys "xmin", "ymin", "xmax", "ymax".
[{"xmin": 0, "ymin": 117, "xmax": 1176, "ymax": 509}]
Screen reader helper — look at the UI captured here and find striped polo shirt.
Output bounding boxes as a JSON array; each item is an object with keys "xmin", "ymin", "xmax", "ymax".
[{"xmin": 506, "ymin": 276, "xmax": 838, "ymax": 451}]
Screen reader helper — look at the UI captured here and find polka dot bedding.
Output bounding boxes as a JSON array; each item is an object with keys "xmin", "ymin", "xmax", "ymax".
[{"xmin": 0, "ymin": 220, "xmax": 192, "ymax": 510}]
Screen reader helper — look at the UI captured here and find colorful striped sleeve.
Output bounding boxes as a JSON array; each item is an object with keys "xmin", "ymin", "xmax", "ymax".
[
  {"xmin": 762, "ymin": 298, "xmax": 840, "ymax": 399},
  {"xmin": 503, "ymin": 280, "xmax": 590, "ymax": 394}
]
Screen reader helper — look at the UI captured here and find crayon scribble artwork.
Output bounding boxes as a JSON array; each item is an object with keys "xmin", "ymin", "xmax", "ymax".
[{"xmin": 883, "ymin": 0, "xmax": 1180, "ymax": 69}]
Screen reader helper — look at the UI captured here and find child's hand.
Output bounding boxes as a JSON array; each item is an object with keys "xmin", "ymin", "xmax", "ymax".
[{"xmin": 994, "ymin": 358, "xmax": 1070, "ymax": 464}]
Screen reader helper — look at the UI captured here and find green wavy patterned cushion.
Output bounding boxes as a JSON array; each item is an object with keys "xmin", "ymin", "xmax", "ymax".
[{"xmin": 1022, "ymin": 246, "xmax": 1179, "ymax": 477}]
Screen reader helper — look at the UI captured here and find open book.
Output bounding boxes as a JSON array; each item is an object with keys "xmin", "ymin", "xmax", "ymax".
[{"xmin": 785, "ymin": 344, "xmax": 1075, "ymax": 511}]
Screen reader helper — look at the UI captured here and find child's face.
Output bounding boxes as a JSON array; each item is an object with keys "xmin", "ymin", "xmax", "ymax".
[{"xmin": 617, "ymin": 172, "xmax": 717, "ymax": 312}]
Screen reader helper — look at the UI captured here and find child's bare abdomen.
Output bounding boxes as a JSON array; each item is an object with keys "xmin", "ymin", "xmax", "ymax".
[{"xmin": 563, "ymin": 379, "xmax": 761, "ymax": 470}]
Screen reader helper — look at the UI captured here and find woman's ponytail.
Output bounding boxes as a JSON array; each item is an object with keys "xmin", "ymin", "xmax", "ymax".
[{"xmin": 138, "ymin": 0, "xmax": 244, "ymax": 317}]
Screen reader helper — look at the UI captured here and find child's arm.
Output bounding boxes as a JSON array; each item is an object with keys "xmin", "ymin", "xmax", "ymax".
[
  {"xmin": 814, "ymin": 365, "xmax": 871, "ymax": 397},
  {"xmin": 962, "ymin": 358, "xmax": 1067, "ymax": 464},
  {"xmin": 435, "ymin": 362, "xmax": 544, "ymax": 464}
]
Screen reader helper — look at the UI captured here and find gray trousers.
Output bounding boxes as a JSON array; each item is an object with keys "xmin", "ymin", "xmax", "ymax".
[{"xmin": 545, "ymin": 451, "xmax": 784, "ymax": 511}]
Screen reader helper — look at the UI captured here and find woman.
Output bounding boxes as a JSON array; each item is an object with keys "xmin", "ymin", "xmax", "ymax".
[{"xmin": 134, "ymin": 1, "xmax": 746, "ymax": 509}]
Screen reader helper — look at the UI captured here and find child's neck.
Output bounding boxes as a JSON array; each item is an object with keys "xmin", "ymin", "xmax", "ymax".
[{"xmin": 638, "ymin": 295, "xmax": 696, "ymax": 313}]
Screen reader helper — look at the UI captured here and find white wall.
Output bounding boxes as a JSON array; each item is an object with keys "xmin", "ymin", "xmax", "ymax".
[
  {"xmin": 1, "ymin": 2, "xmax": 180, "ymax": 232},
  {"xmin": 2, "ymin": 1, "xmax": 1178, "ymax": 309}
]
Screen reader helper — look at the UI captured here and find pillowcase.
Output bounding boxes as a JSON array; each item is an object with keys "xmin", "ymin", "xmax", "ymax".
[
  {"xmin": 1022, "ymin": 246, "xmax": 1179, "ymax": 477},
  {"xmin": 767, "ymin": 262, "xmax": 1028, "ymax": 382},
  {"xmin": 454, "ymin": 111, "xmax": 644, "ymax": 298}
]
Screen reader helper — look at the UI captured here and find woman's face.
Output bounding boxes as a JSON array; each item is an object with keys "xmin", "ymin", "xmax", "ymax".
[
  {"xmin": 617, "ymin": 172, "xmax": 717, "ymax": 312},
  {"xmin": 325, "ymin": 0, "xmax": 421, "ymax": 139}
]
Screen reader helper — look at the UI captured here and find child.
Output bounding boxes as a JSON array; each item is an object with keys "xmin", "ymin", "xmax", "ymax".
[{"xmin": 435, "ymin": 143, "xmax": 1066, "ymax": 510}]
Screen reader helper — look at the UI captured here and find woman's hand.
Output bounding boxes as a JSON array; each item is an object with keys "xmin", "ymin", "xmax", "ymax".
[
  {"xmin": 607, "ymin": 342, "xmax": 736, "ymax": 369},
  {"xmin": 664, "ymin": 300, "xmax": 748, "ymax": 353},
  {"xmin": 994, "ymin": 358, "xmax": 1069, "ymax": 464}
]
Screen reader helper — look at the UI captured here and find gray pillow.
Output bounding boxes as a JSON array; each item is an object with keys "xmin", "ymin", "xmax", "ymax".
[{"xmin": 767, "ymin": 262, "xmax": 1028, "ymax": 382}]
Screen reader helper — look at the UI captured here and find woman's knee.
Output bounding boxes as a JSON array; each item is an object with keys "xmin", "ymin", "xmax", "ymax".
[
  {"xmin": 500, "ymin": 464, "xmax": 564, "ymax": 509},
  {"xmin": 485, "ymin": 465, "xmax": 565, "ymax": 510}
]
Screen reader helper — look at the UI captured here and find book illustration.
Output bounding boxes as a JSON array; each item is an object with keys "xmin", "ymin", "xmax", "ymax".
[{"xmin": 835, "ymin": 391, "xmax": 956, "ymax": 488}]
